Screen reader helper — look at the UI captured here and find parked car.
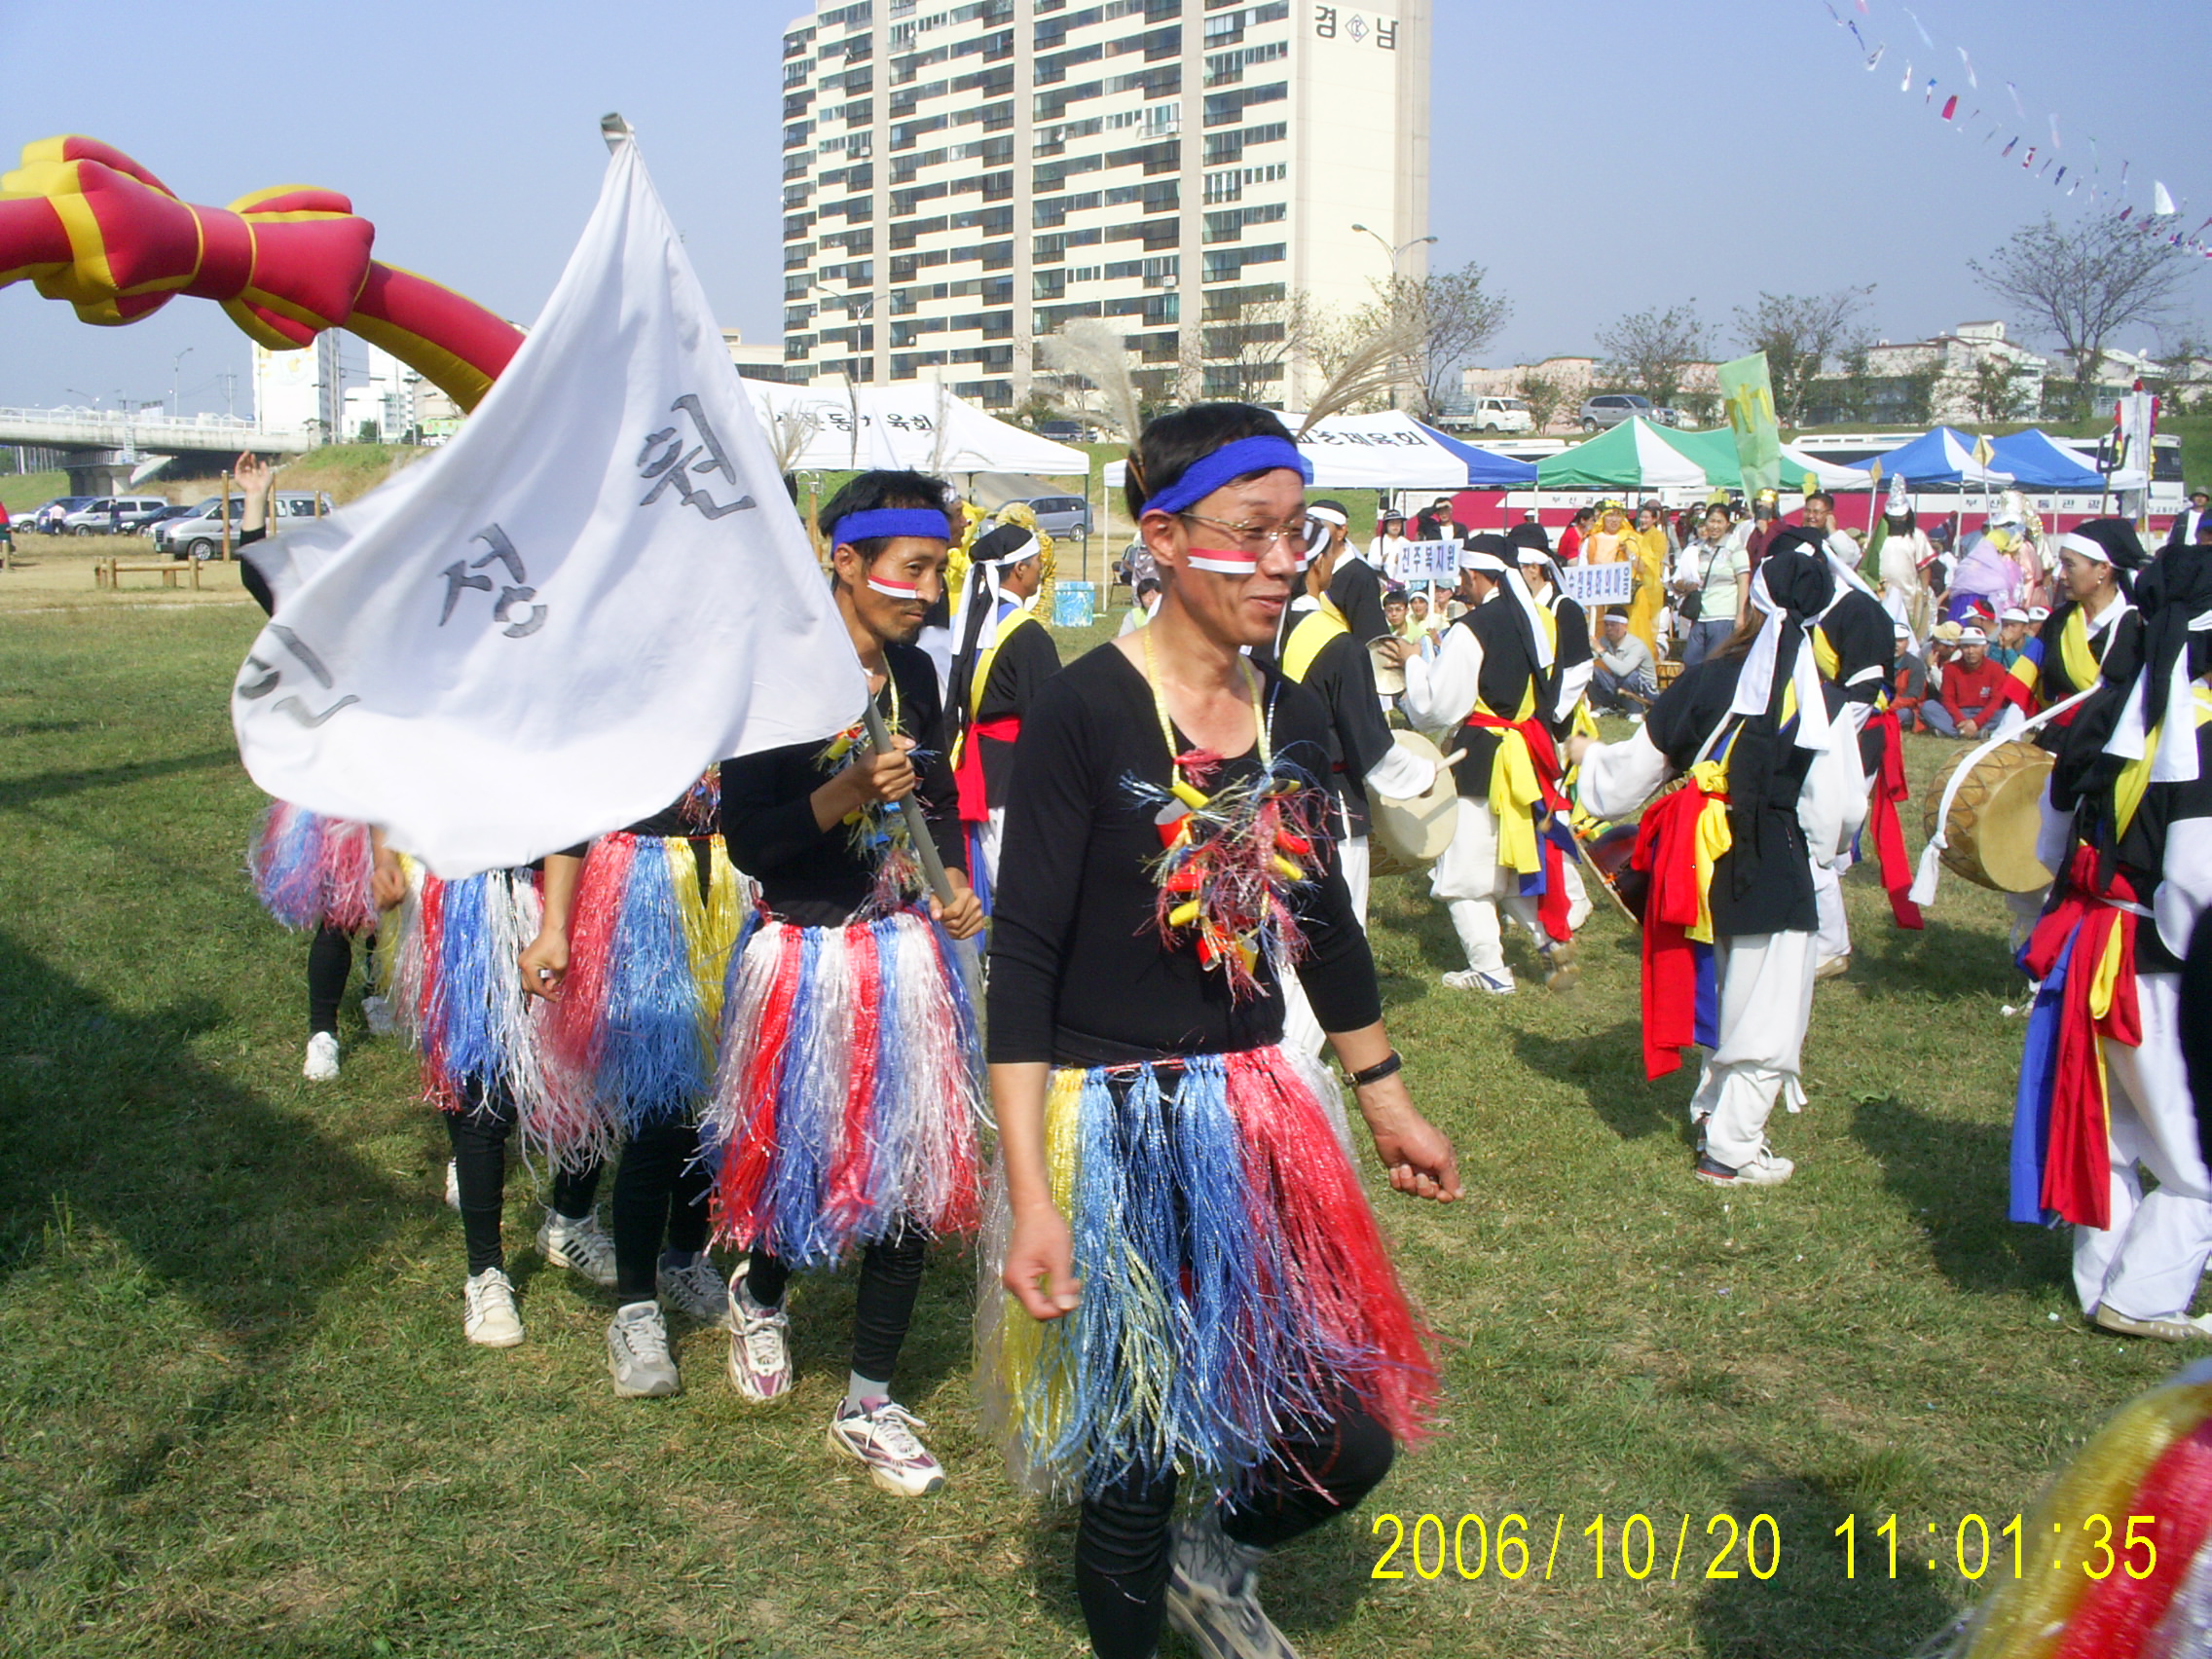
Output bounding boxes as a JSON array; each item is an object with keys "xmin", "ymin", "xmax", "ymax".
[
  {"xmin": 1577, "ymin": 393, "xmax": 1689, "ymax": 430},
  {"xmin": 999, "ymin": 491, "xmax": 1091, "ymax": 543},
  {"xmin": 156, "ymin": 492, "xmax": 332, "ymax": 559},
  {"xmin": 1035, "ymin": 420, "xmax": 1085, "ymax": 443},
  {"xmin": 1468, "ymin": 395, "xmax": 1535, "ymax": 435},
  {"xmin": 28, "ymin": 496, "xmax": 97, "ymax": 534},
  {"xmin": 61, "ymin": 496, "xmax": 172, "ymax": 535}
]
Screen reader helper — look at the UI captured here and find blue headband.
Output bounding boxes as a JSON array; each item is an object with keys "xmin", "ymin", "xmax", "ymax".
[
  {"xmin": 1139, "ymin": 435, "xmax": 1313, "ymax": 519},
  {"xmin": 831, "ymin": 507, "xmax": 952, "ymax": 547}
]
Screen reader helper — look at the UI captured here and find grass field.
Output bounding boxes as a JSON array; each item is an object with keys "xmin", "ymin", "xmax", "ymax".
[{"xmin": 0, "ymin": 604, "xmax": 2192, "ymax": 1659}]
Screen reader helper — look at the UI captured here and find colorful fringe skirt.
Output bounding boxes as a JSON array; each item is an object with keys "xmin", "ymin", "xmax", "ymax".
[
  {"xmin": 977, "ymin": 1044, "xmax": 1436, "ymax": 1499},
  {"xmin": 248, "ymin": 802, "xmax": 376, "ymax": 934},
  {"xmin": 542, "ymin": 833, "xmax": 745, "ymax": 1159},
  {"xmin": 380, "ymin": 857, "xmax": 594, "ymax": 1165},
  {"xmin": 701, "ymin": 903, "xmax": 984, "ymax": 1268}
]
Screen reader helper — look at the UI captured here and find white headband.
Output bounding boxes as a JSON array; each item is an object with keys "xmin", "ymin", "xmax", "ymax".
[
  {"xmin": 1458, "ymin": 549, "xmax": 1508, "ymax": 573},
  {"xmin": 2058, "ymin": 531, "xmax": 2110, "ymax": 565},
  {"xmin": 1730, "ymin": 566, "xmax": 1834, "ymax": 756},
  {"xmin": 1308, "ymin": 505, "xmax": 1346, "ymax": 528}
]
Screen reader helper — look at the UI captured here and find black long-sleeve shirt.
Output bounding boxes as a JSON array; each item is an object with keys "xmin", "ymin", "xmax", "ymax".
[
  {"xmin": 1261, "ymin": 603, "xmax": 1398, "ymax": 838},
  {"xmin": 985, "ymin": 645, "xmax": 1381, "ymax": 1066},
  {"xmin": 720, "ymin": 641, "xmax": 965, "ymax": 926},
  {"xmin": 964, "ymin": 613, "xmax": 1061, "ymax": 808}
]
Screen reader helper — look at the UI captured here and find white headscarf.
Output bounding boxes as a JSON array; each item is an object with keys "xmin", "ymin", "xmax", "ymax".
[{"xmin": 1730, "ymin": 563, "xmax": 1834, "ymax": 756}]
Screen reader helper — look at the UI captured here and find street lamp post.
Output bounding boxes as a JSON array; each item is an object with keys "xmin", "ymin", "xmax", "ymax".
[
  {"xmin": 1348, "ymin": 223, "xmax": 1439, "ymax": 276},
  {"xmin": 171, "ymin": 348, "xmax": 193, "ymax": 418}
]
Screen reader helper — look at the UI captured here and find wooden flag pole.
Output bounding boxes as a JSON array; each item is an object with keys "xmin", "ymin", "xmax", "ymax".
[{"xmin": 861, "ymin": 697, "xmax": 954, "ymax": 906}]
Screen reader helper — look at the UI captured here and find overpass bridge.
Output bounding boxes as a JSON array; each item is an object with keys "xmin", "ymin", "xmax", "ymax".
[{"xmin": 0, "ymin": 406, "xmax": 316, "ymax": 495}]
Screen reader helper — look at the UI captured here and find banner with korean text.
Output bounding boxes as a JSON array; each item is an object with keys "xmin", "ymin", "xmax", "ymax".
[{"xmin": 233, "ymin": 137, "xmax": 865, "ymax": 878}]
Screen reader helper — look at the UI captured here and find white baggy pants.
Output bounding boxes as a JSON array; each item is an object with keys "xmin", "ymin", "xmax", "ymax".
[
  {"xmin": 2073, "ymin": 973, "xmax": 2212, "ymax": 1322},
  {"xmin": 1689, "ymin": 930, "xmax": 1818, "ymax": 1169},
  {"xmin": 1431, "ymin": 797, "xmax": 1590, "ymax": 977},
  {"xmin": 1281, "ymin": 832, "xmax": 1374, "ymax": 1059}
]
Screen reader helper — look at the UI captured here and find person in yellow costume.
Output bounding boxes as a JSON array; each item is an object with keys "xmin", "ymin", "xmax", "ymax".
[{"xmin": 1628, "ymin": 500, "xmax": 1671, "ymax": 659}]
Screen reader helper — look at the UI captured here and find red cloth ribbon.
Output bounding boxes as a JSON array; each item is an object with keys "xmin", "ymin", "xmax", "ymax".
[
  {"xmin": 1465, "ymin": 712, "xmax": 1572, "ymax": 942},
  {"xmin": 954, "ymin": 716, "xmax": 1021, "ymax": 825},
  {"xmin": 1631, "ymin": 777, "xmax": 1724, "ymax": 1081},
  {"xmin": 2022, "ymin": 845, "xmax": 2144, "ymax": 1230},
  {"xmin": 1863, "ymin": 708, "xmax": 1924, "ymax": 929},
  {"xmin": 2, "ymin": 135, "xmax": 519, "ymax": 408}
]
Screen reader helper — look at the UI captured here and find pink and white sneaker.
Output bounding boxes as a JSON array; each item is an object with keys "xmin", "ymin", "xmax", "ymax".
[{"xmin": 828, "ymin": 1399, "xmax": 945, "ymax": 1496}]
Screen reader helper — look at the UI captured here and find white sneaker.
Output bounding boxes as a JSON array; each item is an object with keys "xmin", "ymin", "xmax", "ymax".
[
  {"xmin": 2090, "ymin": 1306, "xmax": 2212, "ymax": 1343},
  {"xmin": 303, "ymin": 1031, "xmax": 340, "ymax": 1081},
  {"xmin": 536, "ymin": 1209, "xmax": 617, "ymax": 1288},
  {"xmin": 444, "ymin": 1158, "xmax": 461, "ymax": 1212},
  {"xmin": 658, "ymin": 1254, "xmax": 731, "ymax": 1327},
  {"xmin": 1695, "ymin": 1147, "xmax": 1795, "ymax": 1188},
  {"xmin": 462, "ymin": 1267, "xmax": 525, "ymax": 1347},
  {"xmin": 1537, "ymin": 940, "xmax": 1579, "ymax": 991},
  {"xmin": 827, "ymin": 1398, "xmax": 946, "ymax": 1496},
  {"xmin": 1442, "ymin": 968, "xmax": 1516, "ymax": 994},
  {"xmin": 361, "ymin": 993, "xmax": 396, "ymax": 1037},
  {"xmin": 726, "ymin": 1269, "xmax": 793, "ymax": 1402},
  {"xmin": 608, "ymin": 1301, "xmax": 682, "ymax": 1396},
  {"xmin": 1167, "ymin": 1509, "xmax": 1298, "ymax": 1659}
]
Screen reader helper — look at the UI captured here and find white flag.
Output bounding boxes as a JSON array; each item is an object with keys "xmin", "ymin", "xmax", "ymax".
[
  {"xmin": 2154, "ymin": 181, "xmax": 2178, "ymax": 216},
  {"xmin": 232, "ymin": 137, "xmax": 866, "ymax": 878}
]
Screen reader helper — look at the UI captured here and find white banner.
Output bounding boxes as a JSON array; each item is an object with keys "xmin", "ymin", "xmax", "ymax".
[
  {"xmin": 1397, "ymin": 538, "xmax": 1460, "ymax": 584},
  {"xmin": 1560, "ymin": 563, "xmax": 1635, "ymax": 607},
  {"xmin": 233, "ymin": 138, "xmax": 866, "ymax": 878}
]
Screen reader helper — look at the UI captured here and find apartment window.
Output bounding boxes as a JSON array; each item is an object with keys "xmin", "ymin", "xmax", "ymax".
[
  {"xmin": 1200, "ymin": 161, "xmax": 1284, "ymax": 203},
  {"xmin": 1201, "ymin": 2, "xmax": 1289, "ymax": 48},
  {"xmin": 1201, "ymin": 121, "xmax": 1285, "ymax": 166},
  {"xmin": 1203, "ymin": 83, "xmax": 1284, "ymax": 128},
  {"xmin": 1201, "ymin": 242, "xmax": 1284, "ymax": 282},
  {"xmin": 1202, "ymin": 40, "xmax": 1286, "ymax": 86},
  {"xmin": 1201, "ymin": 202, "xmax": 1284, "ymax": 242},
  {"xmin": 1034, "ymin": 269, "xmax": 1067, "ymax": 300}
]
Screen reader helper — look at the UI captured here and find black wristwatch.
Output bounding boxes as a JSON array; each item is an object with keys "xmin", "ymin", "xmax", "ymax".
[{"xmin": 1347, "ymin": 1050, "xmax": 1403, "ymax": 1088}]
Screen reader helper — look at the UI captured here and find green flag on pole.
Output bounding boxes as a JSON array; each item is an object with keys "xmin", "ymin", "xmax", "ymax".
[{"xmin": 1717, "ymin": 352, "xmax": 1782, "ymax": 499}]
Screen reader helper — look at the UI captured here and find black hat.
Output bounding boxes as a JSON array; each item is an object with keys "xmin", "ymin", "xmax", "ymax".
[
  {"xmin": 2063, "ymin": 517, "xmax": 2149, "ymax": 571},
  {"xmin": 1503, "ymin": 522, "xmax": 1552, "ymax": 556}
]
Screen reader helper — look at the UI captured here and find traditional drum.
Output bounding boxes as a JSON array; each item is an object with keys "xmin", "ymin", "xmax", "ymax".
[
  {"xmin": 1369, "ymin": 730, "xmax": 1456, "ymax": 876},
  {"xmin": 1368, "ymin": 639, "xmax": 1407, "ymax": 697},
  {"xmin": 1923, "ymin": 740, "xmax": 2056, "ymax": 893}
]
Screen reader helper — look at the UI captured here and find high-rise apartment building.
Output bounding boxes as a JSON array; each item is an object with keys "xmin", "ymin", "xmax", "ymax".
[{"xmin": 778, "ymin": 0, "xmax": 1429, "ymax": 410}]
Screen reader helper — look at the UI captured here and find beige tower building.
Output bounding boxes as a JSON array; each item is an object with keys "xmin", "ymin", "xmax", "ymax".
[{"xmin": 778, "ymin": 0, "xmax": 1430, "ymax": 410}]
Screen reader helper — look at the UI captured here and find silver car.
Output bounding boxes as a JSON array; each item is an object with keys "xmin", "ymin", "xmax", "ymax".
[
  {"xmin": 157, "ymin": 493, "xmax": 332, "ymax": 559},
  {"xmin": 1576, "ymin": 393, "xmax": 1682, "ymax": 431},
  {"xmin": 1000, "ymin": 492, "xmax": 1091, "ymax": 543}
]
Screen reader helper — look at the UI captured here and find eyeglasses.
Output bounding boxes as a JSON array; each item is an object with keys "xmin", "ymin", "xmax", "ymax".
[{"xmin": 1176, "ymin": 510, "xmax": 1317, "ymax": 556}]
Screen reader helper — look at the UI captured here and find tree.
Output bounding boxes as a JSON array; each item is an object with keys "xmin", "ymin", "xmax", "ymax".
[
  {"xmin": 1732, "ymin": 286, "xmax": 1874, "ymax": 426},
  {"xmin": 1594, "ymin": 302, "xmax": 1713, "ymax": 412},
  {"xmin": 1357, "ymin": 261, "xmax": 1510, "ymax": 417},
  {"xmin": 1965, "ymin": 356, "xmax": 2023, "ymax": 424},
  {"xmin": 1971, "ymin": 213, "xmax": 2196, "ymax": 418},
  {"xmin": 1198, "ymin": 290, "xmax": 1321, "ymax": 406},
  {"xmin": 1514, "ymin": 370, "xmax": 1568, "ymax": 434}
]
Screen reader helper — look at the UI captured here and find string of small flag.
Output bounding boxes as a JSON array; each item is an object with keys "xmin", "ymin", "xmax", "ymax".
[{"xmin": 1818, "ymin": 0, "xmax": 2212, "ymax": 258}]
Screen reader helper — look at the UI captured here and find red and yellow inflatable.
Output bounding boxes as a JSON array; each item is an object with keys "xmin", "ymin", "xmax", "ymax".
[{"xmin": 0, "ymin": 135, "xmax": 522, "ymax": 412}]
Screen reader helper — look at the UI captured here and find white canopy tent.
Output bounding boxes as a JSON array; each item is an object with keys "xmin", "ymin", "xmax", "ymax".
[
  {"xmin": 1777, "ymin": 441, "xmax": 1877, "ymax": 493},
  {"xmin": 1101, "ymin": 410, "xmax": 1472, "ymax": 493},
  {"xmin": 744, "ymin": 380, "xmax": 1087, "ymax": 476}
]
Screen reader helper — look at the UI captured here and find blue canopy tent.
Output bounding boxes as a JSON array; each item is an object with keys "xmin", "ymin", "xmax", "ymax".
[
  {"xmin": 1848, "ymin": 425, "xmax": 2011, "ymax": 486},
  {"xmin": 1417, "ymin": 422, "xmax": 1539, "ymax": 487},
  {"xmin": 1987, "ymin": 430, "xmax": 2106, "ymax": 492}
]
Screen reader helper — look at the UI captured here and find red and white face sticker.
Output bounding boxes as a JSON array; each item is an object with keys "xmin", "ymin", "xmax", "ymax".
[
  {"xmin": 867, "ymin": 573, "xmax": 923, "ymax": 600},
  {"xmin": 1186, "ymin": 548, "xmax": 1262, "ymax": 577}
]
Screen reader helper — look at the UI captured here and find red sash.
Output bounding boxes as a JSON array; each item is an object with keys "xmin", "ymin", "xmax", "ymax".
[
  {"xmin": 1464, "ymin": 712, "xmax": 1574, "ymax": 941},
  {"xmin": 1863, "ymin": 708, "xmax": 1924, "ymax": 929},
  {"xmin": 954, "ymin": 716, "xmax": 1021, "ymax": 825},
  {"xmin": 1630, "ymin": 776, "xmax": 1726, "ymax": 1080},
  {"xmin": 2021, "ymin": 846, "xmax": 2144, "ymax": 1230}
]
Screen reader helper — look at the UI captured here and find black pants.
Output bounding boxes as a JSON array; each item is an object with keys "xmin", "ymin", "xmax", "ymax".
[
  {"xmin": 609, "ymin": 1113, "xmax": 712, "ymax": 1301},
  {"xmin": 1076, "ymin": 1402, "xmax": 1394, "ymax": 1659},
  {"xmin": 307, "ymin": 923, "xmax": 380, "ymax": 1038},
  {"xmin": 445, "ymin": 1076, "xmax": 603, "ymax": 1275},
  {"xmin": 744, "ymin": 1222, "xmax": 930, "ymax": 1383}
]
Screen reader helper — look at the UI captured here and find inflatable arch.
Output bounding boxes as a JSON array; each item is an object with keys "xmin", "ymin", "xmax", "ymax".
[{"xmin": 0, "ymin": 135, "xmax": 524, "ymax": 412}]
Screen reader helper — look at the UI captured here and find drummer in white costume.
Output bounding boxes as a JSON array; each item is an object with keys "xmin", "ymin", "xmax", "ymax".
[
  {"xmin": 1569, "ymin": 545, "xmax": 1866, "ymax": 1187},
  {"xmin": 1403, "ymin": 535, "xmax": 1587, "ymax": 995},
  {"xmin": 2013, "ymin": 539, "xmax": 2212, "ymax": 1338}
]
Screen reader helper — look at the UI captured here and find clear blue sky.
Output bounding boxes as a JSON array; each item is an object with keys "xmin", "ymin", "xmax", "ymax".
[{"xmin": 2, "ymin": 0, "xmax": 2206, "ymax": 414}]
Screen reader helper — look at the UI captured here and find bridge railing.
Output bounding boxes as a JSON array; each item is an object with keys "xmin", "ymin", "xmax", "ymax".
[{"xmin": 0, "ymin": 407, "xmax": 315, "ymax": 449}]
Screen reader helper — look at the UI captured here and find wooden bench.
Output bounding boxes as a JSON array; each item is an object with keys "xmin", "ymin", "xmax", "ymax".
[{"xmin": 94, "ymin": 559, "xmax": 202, "ymax": 591}]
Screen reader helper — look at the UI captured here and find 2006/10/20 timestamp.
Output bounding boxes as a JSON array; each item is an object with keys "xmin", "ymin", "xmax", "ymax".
[{"xmin": 1371, "ymin": 1512, "xmax": 2164, "ymax": 1584}]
